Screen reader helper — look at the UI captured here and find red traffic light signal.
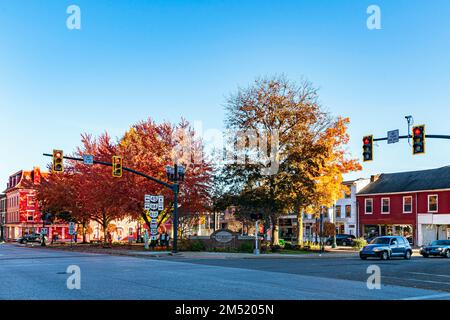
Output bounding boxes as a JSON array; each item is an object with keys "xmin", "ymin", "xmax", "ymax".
[
  {"xmin": 412, "ymin": 125, "xmax": 425, "ymax": 155},
  {"xmin": 362, "ymin": 135, "xmax": 373, "ymax": 162},
  {"xmin": 52, "ymin": 150, "xmax": 64, "ymax": 173},
  {"xmin": 112, "ymin": 156, "xmax": 123, "ymax": 177}
]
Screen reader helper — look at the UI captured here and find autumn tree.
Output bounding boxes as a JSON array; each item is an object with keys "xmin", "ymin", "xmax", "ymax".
[
  {"xmin": 118, "ymin": 118, "xmax": 213, "ymax": 238},
  {"xmin": 221, "ymin": 75, "xmax": 361, "ymax": 246}
]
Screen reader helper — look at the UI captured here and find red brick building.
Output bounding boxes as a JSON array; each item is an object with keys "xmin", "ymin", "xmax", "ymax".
[
  {"xmin": 357, "ymin": 166, "xmax": 450, "ymax": 246},
  {"xmin": 3, "ymin": 167, "xmax": 69, "ymax": 241}
]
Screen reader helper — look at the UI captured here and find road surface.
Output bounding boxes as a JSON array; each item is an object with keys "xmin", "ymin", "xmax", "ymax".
[{"xmin": 1, "ymin": 243, "xmax": 449, "ymax": 300}]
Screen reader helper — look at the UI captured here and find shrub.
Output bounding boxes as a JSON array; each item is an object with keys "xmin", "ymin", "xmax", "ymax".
[
  {"xmin": 177, "ymin": 239, "xmax": 192, "ymax": 251},
  {"xmin": 353, "ymin": 238, "xmax": 367, "ymax": 250},
  {"xmin": 238, "ymin": 242, "xmax": 254, "ymax": 253},
  {"xmin": 190, "ymin": 239, "xmax": 206, "ymax": 251},
  {"xmin": 278, "ymin": 239, "xmax": 286, "ymax": 247},
  {"xmin": 271, "ymin": 245, "xmax": 282, "ymax": 252},
  {"xmin": 284, "ymin": 242, "xmax": 294, "ymax": 250}
]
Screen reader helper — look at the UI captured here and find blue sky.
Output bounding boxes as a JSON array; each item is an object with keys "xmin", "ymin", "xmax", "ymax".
[{"xmin": 1, "ymin": 0, "xmax": 449, "ymax": 187}]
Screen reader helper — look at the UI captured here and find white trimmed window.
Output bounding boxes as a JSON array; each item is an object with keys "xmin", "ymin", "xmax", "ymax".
[
  {"xmin": 365, "ymin": 199, "xmax": 373, "ymax": 214},
  {"xmin": 381, "ymin": 198, "xmax": 390, "ymax": 214},
  {"xmin": 403, "ymin": 196, "xmax": 412, "ymax": 213},
  {"xmin": 335, "ymin": 206, "xmax": 342, "ymax": 218},
  {"xmin": 27, "ymin": 211, "xmax": 34, "ymax": 221},
  {"xmin": 345, "ymin": 205, "xmax": 351, "ymax": 218},
  {"xmin": 428, "ymin": 195, "xmax": 438, "ymax": 212}
]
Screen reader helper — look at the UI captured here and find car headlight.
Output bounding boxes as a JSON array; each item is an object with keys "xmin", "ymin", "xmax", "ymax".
[
  {"xmin": 437, "ymin": 247, "xmax": 443, "ymax": 251},
  {"xmin": 373, "ymin": 248, "xmax": 380, "ymax": 252}
]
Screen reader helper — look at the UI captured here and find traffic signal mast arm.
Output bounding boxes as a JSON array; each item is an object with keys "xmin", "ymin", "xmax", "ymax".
[
  {"xmin": 372, "ymin": 134, "xmax": 450, "ymax": 142},
  {"xmin": 43, "ymin": 153, "xmax": 175, "ymax": 190}
]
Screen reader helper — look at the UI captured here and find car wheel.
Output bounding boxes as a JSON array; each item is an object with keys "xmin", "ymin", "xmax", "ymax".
[
  {"xmin": 360, "ymin": 256, "xmax": 367, "ymax": 260},
  {"xmin": 326, "ymin": 241, "xmax": 331, "ymax": 246},
  {"xmin": 445, "ymin": 250, "xmax": 450, "ymax": 259},
  {"xmin": 380, "ymin": 251, "xmax": 389, "ymax": 260},
  {"xmin": 404, "ymin": 250, "xmax": 412, "ymax": 260},
  {"xmin": 23, "ymin": 240, "xmax": 27, "ymax": 244},
  {"xmin": 342, "ymin": 241, "xmax": 347, "ymax": 246},
  {"xmin": 422, "ymin": 253, "xmax": 429, "ymax": 258}
]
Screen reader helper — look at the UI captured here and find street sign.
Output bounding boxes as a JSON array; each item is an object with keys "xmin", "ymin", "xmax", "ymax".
[
  {"xmin": 387, "ymin": 129, "xmax": 400, "ymax": 144},
  {"xmin": 150, "ymin": 235, "xmax": 157, "ymax": 241},
  {"xmin": 83, "ymin": 154, "xmax": 94, "ymax": 165},
  {"xmin": 149, "ymin": 211, "xmax": 159, "ymax": 219},
  {"xmin": 150, "ymin": 229, "xmax": 158, "ymax": 236},
  {"xmin": 41, "ymin": 228, "xmax": 48, "ymax": 235},
  {"xmin": 158, "ymin": 196, "xmax": 164, "ymax": 211},
  {"xmin": 144, "ymin": 194, "xmax": 164, "ymax": 211},
  {"xmin": 68, "ymin": 222, "xmax": 76, "ymax": 235}
]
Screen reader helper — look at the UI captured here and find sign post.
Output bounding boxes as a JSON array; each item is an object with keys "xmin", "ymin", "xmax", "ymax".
[
  {"xmin": 254, "ymin": 220, "xmax": 260, "ymax": 255},
  {"xmin": 68, "ymin": 222, "xmax": 76, "ymax": 247},
  {"xmin": 144, "ymin": 195, "xmax": 164, "ymax": 249}
]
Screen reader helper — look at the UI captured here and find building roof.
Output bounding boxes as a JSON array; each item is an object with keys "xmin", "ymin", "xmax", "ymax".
[{"xmin": 357, "ymin": 166, "xmax": 450, "ymax": 195}]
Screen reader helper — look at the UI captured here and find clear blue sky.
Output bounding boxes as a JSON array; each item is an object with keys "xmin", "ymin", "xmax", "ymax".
[{"xmin": 1, "ymin": 0, "xmax": 449, "ymax": 188}]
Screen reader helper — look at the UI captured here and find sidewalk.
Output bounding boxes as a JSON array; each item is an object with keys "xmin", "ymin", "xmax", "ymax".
[
  {"xmin": 17, "ymin": 243, "xmax": 358, "ymax": 259},
  {"xmin": 14, "ymin": 243, "xmax": 421, "ymax": 259}
]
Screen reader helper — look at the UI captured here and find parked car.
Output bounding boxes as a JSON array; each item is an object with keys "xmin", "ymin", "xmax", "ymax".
[
  {"xmin": 325, "ymin": 234, "xmax": 356, "ymax": 246},
  {"xmin": 359, "ymin": 236, "xmax": 412, "ymax": 260},
  {"xmin": 420, "ymin": 240, "xmax": 450, "ymax": 258},
  {"xmin": 17, "ymin": 233, "xmax": 42, "ymax": 244}
]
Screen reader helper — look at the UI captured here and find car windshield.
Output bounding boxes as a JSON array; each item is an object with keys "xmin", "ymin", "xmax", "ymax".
[
  {"xmin": 370, "ymin": 237, "xmax": 391, "ymax": 245},
  {"xmin": 431, "ymin": 240, "xmax": 450, "ymax": 246}
]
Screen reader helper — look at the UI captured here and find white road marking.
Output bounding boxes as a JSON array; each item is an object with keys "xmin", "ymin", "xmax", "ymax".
[
  {"xmin": 402, "ymin": 293, "xmax": 450, "ymax": 300},
  {"xmin": 408, "ymin": 272, "xmax": 450, "ymax": 278}
]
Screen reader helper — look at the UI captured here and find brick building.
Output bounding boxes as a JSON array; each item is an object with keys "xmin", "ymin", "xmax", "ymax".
[{"xmin": 3, "ymin": 167, "xmax": 69, "ymax": 241}]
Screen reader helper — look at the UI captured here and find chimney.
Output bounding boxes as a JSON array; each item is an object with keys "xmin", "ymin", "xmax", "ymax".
[
  {"xmin": 33, "ymin": 167, "xmax": 41, "ymax": 184},
  {"xmin": 370, "ymin": 174, "xmax": 380, "ymax": 183}
]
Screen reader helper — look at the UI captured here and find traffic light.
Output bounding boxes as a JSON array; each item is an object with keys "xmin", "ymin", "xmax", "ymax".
[
  {"xmin": 52, "ymin": 150, "xmax": 64, "ymax": 173},
  {"xmin": 362, "ymin": 135, "xmax": 373, "ymax": 162},
  {"xmin": 112, "ymin": 156, "xmax": 123, "ymax": 177},
  {"xmin": 412, "ymin": 125, "xmax": 425, "ymax": 155}
]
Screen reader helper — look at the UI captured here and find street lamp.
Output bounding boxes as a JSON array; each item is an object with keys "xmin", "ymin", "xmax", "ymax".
[
  {"xmin": 165, "ymin": 163, "xmax": 185, "ymax": 253},
  {"xmin": 331, "ymin": 203, "xmax": 337, "ymax": 249}
]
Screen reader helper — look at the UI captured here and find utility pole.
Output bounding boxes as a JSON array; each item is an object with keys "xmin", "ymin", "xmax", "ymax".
[{"xmin": 254, "ymin": 219, "xmax": 260, "ymax": 255}]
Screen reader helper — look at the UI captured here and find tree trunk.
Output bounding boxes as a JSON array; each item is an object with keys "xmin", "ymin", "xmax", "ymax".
[
  {"xmin": 102, "ymin": 213, "xmax": 109, "ymax": 245},
  {"xmin": 271, "ymin": 216, "xmax": 279, "ymax": 246},
  {"xmin": 82, "ymin": 221, "xmax": 87, "ymax": 244}
]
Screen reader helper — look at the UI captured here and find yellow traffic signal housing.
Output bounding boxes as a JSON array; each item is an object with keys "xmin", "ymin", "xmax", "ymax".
[
  {"xmin": 362, "ymin": 135, "xmax": 373, "ymax": 162},
  {"xmin": 112, "ymin": 156, "xmax": 123, "ymax": 177},
  {"xmin": 52, "ymin": 150, "xmax": 64, "ymax": 173},
  {"xmin": 412, "ymin": 125, "xmax": 426, "ymax": 155}
]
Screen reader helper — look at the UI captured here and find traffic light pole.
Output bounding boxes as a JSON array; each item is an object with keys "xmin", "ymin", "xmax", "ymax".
[
  {"xmin": 373, "ymin": 134, "xmax": 450, "ymax": 142},
  {"xmin": 43, "ymin": 153, "xmax": 180, "ymax": 253}
]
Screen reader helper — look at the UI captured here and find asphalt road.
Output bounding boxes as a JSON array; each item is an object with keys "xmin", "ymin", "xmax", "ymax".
[{"xmin": 1, "ymin": 243, "xmax": 450, "ymax": 300}]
